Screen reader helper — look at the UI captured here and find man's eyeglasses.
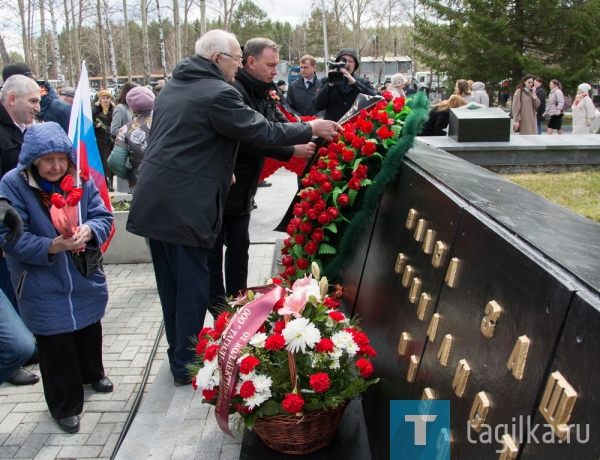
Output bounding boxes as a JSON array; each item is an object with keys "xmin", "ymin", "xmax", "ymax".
[{"xmin": 219, "ymin": 52, "xmax": 243, "ymax": 63}]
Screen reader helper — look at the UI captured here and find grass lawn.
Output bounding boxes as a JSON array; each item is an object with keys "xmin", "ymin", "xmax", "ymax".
[{"xmin": 502, "ymin": 171, "xmax": 600, "ymax": 223}]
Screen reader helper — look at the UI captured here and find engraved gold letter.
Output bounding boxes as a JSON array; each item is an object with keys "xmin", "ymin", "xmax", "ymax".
[
  {"xmin": 422, "ymin": 229, "xmax": 437, "ymax": 254},
  {"xmin": 445, "ymin": 258, "xmax": 460, "ymax": 288},
  {"xmin": 414, "ymin": 219, "xmax": 427, "ymax": 242},
  {"xmin": 417, "ymin": 293, "xmax": 431, "ymax": 321},
  {"xmin": 422, "ymin": 387, "xmax": 436, "ymax": 401},
  {"xmin": 409, "ymin": 278, "xmax": 423, "ymax": 304},
  {"xmin": 507, "ymin": 335, "xmax": 530, "ymax": 380},
  {"xmin": 397, "ymin": 332, "xmax": 410, "ymax": 356},
  {"xmin": 452, "ymin": 359, "xmax": 470, "ymax": 397},
  {"xmin": 437, "ymin": 334, "xmax": 453, "ymax": 366},
  {"xmin": 481, "ymin": 300, "xmax": 502, "ymax": 339},
  {"xmin": 406, "ymin": 209, "xmax": 418, "ymax": 229},
  {"xmin": 427, "ymin": 314, "xmax": 440, "ymax": 342},
  {"xmin": 469, "ymin": 391, "xmax": 490, "ymax": 432},
  {"xmin": 539, "ymin": 371, "xmax": 577, "ymax": 440},
  {"xmin": 498, "ymin": 434, "xmax": 518, "ymax": 460},
  {"xmin": 394, "ymin": 253, "xmax": 407, "ymax": 274},
  {"xmin": 407, "ymin": 355, "xmax": 419, "ymax": 382},
  {"xmin": 402, "ymin": 265, "xmax": 414, "ymax": 288},
  {"xmin": 432, "ymin": 241, "xmax": 448, "ymax": 269}
]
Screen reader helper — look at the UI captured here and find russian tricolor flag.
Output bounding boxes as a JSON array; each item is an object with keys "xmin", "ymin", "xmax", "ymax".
[{"xmin": 68, "ymin": 61, "xmax": 115, "ymax": 251}]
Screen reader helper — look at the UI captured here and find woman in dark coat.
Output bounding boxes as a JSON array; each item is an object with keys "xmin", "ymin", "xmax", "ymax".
[
  {"xmin": 420, "ymin": 95, "xmax": 467, "ymax": 136},
  {"xmin": 0, "ymin": 123, "xmax": 114, "ymax": 434},
  {"xmin": 92, "ymin": 89, "xmax": 115, "ymax": 191}
]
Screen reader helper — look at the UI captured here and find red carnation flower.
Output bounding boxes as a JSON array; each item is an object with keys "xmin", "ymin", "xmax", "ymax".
[
  {"xmin": 240, "ymin": 356, "xmax": 260, "ymax": 375},
  {"xmin": 353, "ymin": 164, "xmax": 368, "ymax": 180},
  {"xmin": 204, "ymin": 344, "xmax": 220, "ymax": 362},
  {"xmin": 348, "ymin": 178, "xmax": 361, "ymax": 190},
  {"xmin": 273, "ymin": 321, "xmax": 285, "ymax": 334},
  {"xmin": 337, "ymin": 194, "xmax": 350, "ymax": 207},
  {"xmin": 328, "ymin": 311, "xmax": 345, "ymax": 322},
  {"xmin": 331, "ymin": 169, "xmax": 343, "ymax": 181},
  {"xmin": 286, "ymin": 224, "xmax": 296, "ymax": 236},
  {"xmin": 301, "ymin": 178, "xmax": 312, "ymax": 187},
  {"xmin": 323, "ymin": 297, "xmax": 339, "ymax": 309},
  {"xmin": 60, "ymin": 175, "xmax": 74, "ymax": 192},
  {"xmin": 297, "ymin": 258, "xmax": 309, "ymax": 270},
  {"xmin": 376, "ymin": 100, "xmax": 388, "ymax": 110},
  {"xmin": 314, "ymin": 200, "xmax": 326, "ymax": 212},
  {"xmin": 393, "ymin": 98, "xmax": 406, "ymax": 112},
  {"xmin": 273, "ymin": 297, "xmax": 285, "ymax": 312},
  {"xmin": 318, "ymin": 173, "xmax": 329, "ymax": 184},
  {"xmin": 51, "ymin": 193, "xmax": 67, "ymax": 209},
  {"xmin": 301, "ymin": 201, "xmax": 312, "ymax": 211},
  {"xmin": 196, "ymin": 338, "xmax": 209, "ymax": 355},
  {"xmin": 240, "ymin": 380, "xmax": 256, "ymax": 399},
  {"xmin": 202, "ymin": 388, "xmax": 217, "ymax": 401},
  {"xmin": 361, "ymin": 142, "xmax": 377, "ymax": 156},
  {"xmin": 285, "ymin": 266, "xmax": 297, "ymax": 276},
  {"xmin": 309, "ymin": 372, "xmax": 331, "ymax": 393},
  {"xmin": 328, "ymin": 143, "xmax": 339, "ymax": 153},
  {"xmin": 351, "ymin": 137, "xmax": 365, "ymax": 149},
  {"xmin": 294, "ymin": 234, "xmax": 306, "ymax": 245},
  {"xmin": 214, "ymin": 312, "xmax": 231, "ymax": 334},
  {"xmin": 198, "ymin": 327, "xmax": 211, "ymax": 339},
  {"xmin": 379, "ymin": 111, "xmax": 390, "ymax": 125},
  {"xmin": 344, "ymin": 132, "xmax": 356, "ymax": 144},
  {"xmin": 376, "ymin": 125, "xmax": 395, "ymax": 140},
  {"xmin": 315, "ymin": 338, "xmax": 334, "ymax": 353},
  {"xmin": 272, "ymin": 278, "xmax": 283, "ymax": 285},
  {"xmin": 360, "ymin": 345, "xmax": 377, "ymax": 357},
  {"xmin": 327, "ymin": 152, "xmax": 338, "ymax": 160},
  {"xmin": 306, "ymin": 209, "xmax": 318, "ymax": 220},
  {"xmin": 358, "ymin": 120, "xmax": 373, "ymax": 134},
  {"xmin": 305, "ymin": 241, "xmax": 318, "ymax": 256},
  {"xmin": 359, "ymin": 109, "xmax": 369, "ymax": 119},
  {"xmin": 356, "ymin": 358, "xmax": 374, "ymax": 378},
  {"xmin": 329, "ymin": 159, "xmax": 339, "ymax": 169},
  {"xmin": 318, "ymin": 159, "xmax": 327, "ymax": 170},
  {"xmin": 321, "ymin": 182, "xmax": 333, "ymax": 193},
  {"xmin": 283, "ymin": 237, "xmax": 293, "ymax": 247},
  {"xmin": 293, "ymin": 205, "xmax": 304, "ymax": 217},
  {"xmin": 234, "ymin": 403, "xmax": 253, "ymax": 414},
  {"xmin": 265, "ymin": 333, "xmax": 285, "ymax": 351},
  {"xmin": 381, "ymin": 90, "xmax": 393, "ymax": 101},
  {"xmin": 309, "ymin": 189, "xmax": 321, "ymax": 202},
  {"xmin": 318, "ymin": 213, "xmax": 330, "ymax": 225},
  {"xmin": 327, "ymin": 207, "xmax": 339, "ymax": 220},
  {"xmin": 300, "ymin": 221, "xmax": 313, "ymax": 234},
  {"xmin": 319, "ymin": 147, "xmax": 329, "ymax": 156},
  {"xmin": 282, "ymin": 255, "xmax": 294, "ymax": 267},
  {"xmin": 282, "ymin": 393, "xmax": 305, "ymax": 413},
  {"xmin": 191, "ymin": 376, "xmax": 198, "ymax": 390},
  {"xmin": 311, "ymin": 228, "xmax": 324, "ymax": 243},
  {"xmin": 208, "ymin": 329, "xmax": 221, "ymax": 341}
]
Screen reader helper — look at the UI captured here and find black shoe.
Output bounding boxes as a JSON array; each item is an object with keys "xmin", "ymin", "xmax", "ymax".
[
  {"xmin": 91, "ymin": 377, "xmax": 114, "ymax": 393},
  {"xmin": 56, "ymin": 415, "xmax": 80, "ymax": 433},
  {"xmin": 174, "ymin": 377, "xmax": 189, "ymax": 386},
  {"xmin": 257, "ymin": 180, "xmax": 272, "ymax": 187},
  {"xmin": 6, "ymin": 368, "xmax": 40, "ymax": 386},
  {"xmin": 252, "ymin": 199, "xmax": 258, "ymax": 210},
  {"xmin": 23, "ymin": 351, "xmax": 39, "ymax": 366}
]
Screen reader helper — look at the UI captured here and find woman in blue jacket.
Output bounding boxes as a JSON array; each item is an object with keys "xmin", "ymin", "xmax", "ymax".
[{"xmin": 0, "ymin": 122, "xmax": 114, "ymax": 434}]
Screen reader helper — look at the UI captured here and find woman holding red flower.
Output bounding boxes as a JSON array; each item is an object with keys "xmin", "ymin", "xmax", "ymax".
[{"xmin": 0, "ymin": 122, "xmax": 113, "ymax": 434}]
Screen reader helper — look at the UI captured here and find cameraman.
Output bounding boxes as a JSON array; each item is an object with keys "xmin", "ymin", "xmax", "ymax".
[{"xmin": 313, "ymin": 48, "xmax": 375, "ymax": 121}]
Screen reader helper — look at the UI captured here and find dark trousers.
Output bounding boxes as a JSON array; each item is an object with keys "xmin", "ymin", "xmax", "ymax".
[
  {"xmin": 207, "ymin": 213, "xmax": 251, "ymax": 313},
  {"xmin": 149, "ymin": 239, "xmax": 209, "ymax": 380},
  {"xmin": 0, "ymin": 257, "xmax": 16, "ymax": 307},
  {"xmin": 35, "ymin": 321, "xmax": 105, "ymax": 419}
]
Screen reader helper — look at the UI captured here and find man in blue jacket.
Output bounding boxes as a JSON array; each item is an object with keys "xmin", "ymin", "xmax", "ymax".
[{"xmin": 2, "ymin": 62, "xmax": 71, "ymax": 133}]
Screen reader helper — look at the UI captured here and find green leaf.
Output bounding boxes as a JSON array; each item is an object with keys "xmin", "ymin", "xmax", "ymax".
[
  {"xmin": 244, "ymin": 411, "xmax": 259, "ymax": 430},
  {"xmin": 323, "ymin": 222, "xmax": 337, "ymax": 233},
  {"xmin": 290, "ymin": 244, "xmax": 303, "ymax": 259},
  {"xmin": 352, "ymin": 158, "xmax": 364, "ymax": 171},
  {"xmin": 390, "ymin": 124, "xmax": 402, "ymax": 134},
  {"xmin": 361, "ymin": 178, "xmax": 372, "ymax": 186},
  {"xmin": 303, "ymin": 402, "xmax": 322, "ymax": 412},
  {"xmin": 259, "ymin": 400, "xmax": 280, "ymax": 416},
  {"xmin": 318, "ymin": 243, "xmax": 337, "ymax": 255},
  {"xmin": 348, "ymin": 189, "xmax": 358, "ymax": 206}
]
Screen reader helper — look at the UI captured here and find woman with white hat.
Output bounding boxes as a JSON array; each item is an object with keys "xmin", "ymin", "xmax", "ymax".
[
  {"xmin": 388, "ymin": 73, "xmax": 409, "ymax": 98},
  {"xmin": 572, "ymin": 83, "xmax": 596, "ymax": 134}
]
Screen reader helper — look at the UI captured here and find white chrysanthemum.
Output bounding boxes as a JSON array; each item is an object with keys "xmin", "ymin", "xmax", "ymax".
[
  {"xmin": 252, "ymin": 374, "xmax": 273, "ymax": 393},
  {"xmin": 249, "ymin": 332, "xmax": 267, "ymax": 348},
  {"xmin": 282, "ymin": 317, "xmax": 322, "ymax": 353},
  {"xmin": 329, "ymin": 359, "xmax": 341, "ymax": 369},
  {"xmin": 329, "ymin": 347, "xmax": 343, "ymax": 359},
  {"xmin": 345, "ymin": 340, "xmax": 360, "ymax": 356},
  {"xmin": 245, "ymin": 389, "xmax": 272, "ymax": 410},
  {"xmin": 196, "ymin": 358, "xmax": 219, "ymax": 390},
  {"xmin": 331, "ymin": 331, "xmax": 354, "ymax": 349},
  {"xmin": 238, "ymin": 371, "xmax": 256, "ymax": 382}
]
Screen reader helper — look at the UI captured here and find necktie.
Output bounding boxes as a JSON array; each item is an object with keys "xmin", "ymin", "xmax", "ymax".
[{"xmin": 306, "ymin": 80, "xmax": 313, "ymax": 90}]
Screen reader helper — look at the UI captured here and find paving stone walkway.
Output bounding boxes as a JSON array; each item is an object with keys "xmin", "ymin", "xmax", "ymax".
[{"xmin": 0, "ymin": 168, "xmax": 299, "ymax": 459}]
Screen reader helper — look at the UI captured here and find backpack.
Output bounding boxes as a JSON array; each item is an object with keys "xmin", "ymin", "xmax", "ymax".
[{"xmin": 558, "ymin": 93, "xmax": 572, "ymax": 112}]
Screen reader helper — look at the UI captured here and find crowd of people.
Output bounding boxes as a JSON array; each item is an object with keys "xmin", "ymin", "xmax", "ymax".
[{"xmin": 1, "ymin": 30, "xmax": 599, "ymax": 437}]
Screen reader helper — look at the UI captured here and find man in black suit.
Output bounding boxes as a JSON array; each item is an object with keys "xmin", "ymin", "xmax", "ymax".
[{"xmin": 287, "ymin": 55, "xmax": 322, "ymax": 117}]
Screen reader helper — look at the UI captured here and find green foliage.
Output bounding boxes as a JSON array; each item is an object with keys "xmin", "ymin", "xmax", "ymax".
[{"xmin": 413, "ymin": 0, "xmax": 600, "ymax": 95}]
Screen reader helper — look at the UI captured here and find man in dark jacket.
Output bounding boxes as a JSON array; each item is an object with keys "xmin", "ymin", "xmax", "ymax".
[
  {"xmin": 287, "ymin": 54, "xmax": 322, "ymax": 117},
  {"xmin": 534, "ymin": 77, "xmax": 547, "ymax": 135},
  {"xmin": 207, "ymin": 38, "xmax": 316, "ymax": 314},
  {"xmin": 313, "ymin": 48, "xmax": 376, "ymax": 121},
  {"xmin": 126, "ymin": 30, "xmax": 340, "ymax": 385},
  {"xmin": 2, "ymin": 62, "xmax": 71, "ymax": 134}
]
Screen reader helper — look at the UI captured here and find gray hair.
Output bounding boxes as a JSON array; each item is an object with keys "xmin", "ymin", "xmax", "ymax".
[
  {"xmin": 242, "ymin": 38, "xmax": 279, "ymax": 63},
  {"xmin": 195, "ymin": 30, "xmax": 239, "ymax": 59},
  {"xmin": 1, "ymin": 75, "xmax": 39, "ymax": 104}
]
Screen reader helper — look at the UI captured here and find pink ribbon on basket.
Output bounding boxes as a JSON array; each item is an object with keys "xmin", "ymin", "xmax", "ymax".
[{"xmin": 215, "ymin": 285, "xmax": 286, "ymax": 436}]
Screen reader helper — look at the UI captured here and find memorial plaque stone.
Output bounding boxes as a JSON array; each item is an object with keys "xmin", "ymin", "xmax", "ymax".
[{"xmin": 448, "ymin": 107, "xmax": 511, "ymax": 142}]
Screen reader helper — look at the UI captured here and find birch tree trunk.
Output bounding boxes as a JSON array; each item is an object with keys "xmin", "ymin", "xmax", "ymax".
[
  {"xmin": 70, "ymin": 0, "xmax": 82, "ymax": 82},
  {"xmin": 0, "ymin": 33, "xmax": 10, "ymax": 67},
  {"xmin": 173, "ymin": 0, "xmax": 181, "ymax": 62},
  {"xmin": 62, "ymin": 0, "xmax": 74, "ymax": 84},
  {"xmin": 122, "ymin": 0, "xmax": 133, "ymax": 80},
  {"xmin": 155, "ymin": 0, "xmax": 168, "ymax": 78},
  {"xmin": 183, "ymin": 0, "xmax": 189, "ymax": 54},
  {"xmin": 17, "ymin": 0, "xmax": 31, "ymax": 65},
  {"xmin": 200, "ymin": 0, "xmax": 205, "ymax": 35},
  {"xmin": 49, "ymin": 0, "xmax": 64, "ymax": 81},
  {"xmin": 40, "ymin": 0, "xmax": 49, "ymax": 80},
  {"xmin": 141, "ymin": 0, "xmax": 151, "ymax": 84},
  {"xmin": 96, "ymin": 0, "xmax": 108, "ymax": 88},
  {"xmin": 103, "ymin": 0, "xmax": 119, "ymax": 86}
]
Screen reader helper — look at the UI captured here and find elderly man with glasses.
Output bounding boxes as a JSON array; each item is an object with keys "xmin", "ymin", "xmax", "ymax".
[{"xmin": 127, "ymin": 29, "xmax": 342, "ymax": 386}]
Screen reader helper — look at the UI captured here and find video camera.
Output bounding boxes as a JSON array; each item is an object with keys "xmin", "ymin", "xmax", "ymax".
[{"xmin": 327, "ymin": 58, "xmax": 347, "ymax": 85}]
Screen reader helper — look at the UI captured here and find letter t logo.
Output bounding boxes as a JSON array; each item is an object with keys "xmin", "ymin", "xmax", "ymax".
[{"xmin": 405, "ymin": 415, "xmax": 437, "ymax": 445}]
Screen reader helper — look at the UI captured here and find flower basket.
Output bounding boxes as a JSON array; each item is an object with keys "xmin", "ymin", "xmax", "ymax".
[{"xmin": 252, "ymin": 399, "xmax": 350, "ymax": 455}]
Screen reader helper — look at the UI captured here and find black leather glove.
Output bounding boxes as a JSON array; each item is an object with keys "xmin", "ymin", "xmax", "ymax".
[{"xmin": 0, "ymin": 199, "xmax": 24, "ymax": 242}]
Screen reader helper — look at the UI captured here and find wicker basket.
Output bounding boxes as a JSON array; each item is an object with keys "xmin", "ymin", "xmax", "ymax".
[{"xmin": 252, "ymin": 399, "xmax": 350, "ymax": 455}]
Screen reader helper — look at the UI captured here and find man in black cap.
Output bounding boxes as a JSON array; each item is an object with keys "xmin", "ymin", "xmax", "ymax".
[
  {"xmin": 2, "ymin": 62, "xmax": 71, "ymax": 133},
  {"xmin": 59, "ymin": 87, "xmax": 76, "ymax": 106},
  {"xmin": 313, "ymin": 48, "xmax": 375, "ymax": 121}
]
